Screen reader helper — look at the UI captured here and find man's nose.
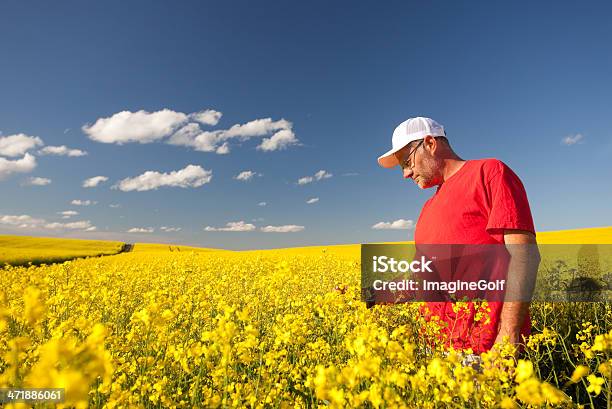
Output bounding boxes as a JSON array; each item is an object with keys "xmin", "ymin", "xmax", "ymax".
[{"xmin": 402, "ymin": 167, "xmax": 413, "ymax": 179}]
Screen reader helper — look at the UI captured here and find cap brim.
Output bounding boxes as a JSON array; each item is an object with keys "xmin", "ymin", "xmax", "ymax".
[{"xmin": 377, "ymin": 146, "xmax": 403, "ymax": 168}]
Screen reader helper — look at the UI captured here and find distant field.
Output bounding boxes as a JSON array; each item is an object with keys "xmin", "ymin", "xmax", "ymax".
[
  {"xmin": 240, "ymin": 243, "xmax": 367, "ymax": 259},
  {"xmin": 0, "ymin": 235, "xmax": 124, "ymax": 266},
  {"xmin": 240, "ymin": 226, "xmax": 612, "ymax": 258},
  {"xmin": 1, "ymin": 226, "xmax": 610, "ymax": 266},
  {"xmin": 132, "ymin": 243, "xmax": 228, "ymax": 253},
  {"xmin": 536, "ymin": 226, "xmax": 612, "ymax": 244}
]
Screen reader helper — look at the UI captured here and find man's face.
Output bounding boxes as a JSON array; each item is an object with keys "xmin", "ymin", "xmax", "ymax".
[{"xmin": 394, "ymin": 138, "xmax": 441, "ymax": 189}]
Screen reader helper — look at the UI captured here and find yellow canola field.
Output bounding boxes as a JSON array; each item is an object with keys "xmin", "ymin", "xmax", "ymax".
[
  {"xmin": 537, "ymin": 226, "xmax": 612, "ymax": 244},
  {"xmin": 1, "ymin": 227, "xmax": 612, "ymax": 408},
  {"xmin": 0, "ymin": 235, "xmax": 124, "ymax": 266}
]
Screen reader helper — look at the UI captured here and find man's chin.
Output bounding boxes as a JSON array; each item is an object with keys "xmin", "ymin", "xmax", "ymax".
[{"xmin": 415, "ymin": 179, "xmax": 434, "ymax": 189}]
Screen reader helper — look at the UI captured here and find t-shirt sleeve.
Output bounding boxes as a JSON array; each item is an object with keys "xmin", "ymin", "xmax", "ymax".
[{"xmin": 485, "ymin": 161, "xmax": 535, "ymax": 235}]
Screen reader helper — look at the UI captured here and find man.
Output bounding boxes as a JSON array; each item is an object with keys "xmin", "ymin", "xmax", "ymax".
[{"xmin": 377, "ymin": 117, "xmax": 540, "ymax": 354}]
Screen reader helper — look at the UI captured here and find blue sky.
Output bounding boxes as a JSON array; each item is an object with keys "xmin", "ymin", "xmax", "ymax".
[{"xmin": 1, "ymin": 1, "xmax": 611, "ymax": 250}]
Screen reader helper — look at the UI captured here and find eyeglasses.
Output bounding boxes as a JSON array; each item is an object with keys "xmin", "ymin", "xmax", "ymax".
[{"xmin": 398, "ymin": 139, "xmax": 423, "ymax": 170}]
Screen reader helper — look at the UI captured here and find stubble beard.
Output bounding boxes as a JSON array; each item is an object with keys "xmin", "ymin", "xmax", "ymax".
[{"xmin": 415, "ymin": 155, "xmax": 443, "ymax": 189}]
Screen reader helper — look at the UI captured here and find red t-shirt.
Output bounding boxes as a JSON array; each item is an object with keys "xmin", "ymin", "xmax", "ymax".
[{"xmin": 414, "ymin": 158, "xmax": 535, "ymax": 353}]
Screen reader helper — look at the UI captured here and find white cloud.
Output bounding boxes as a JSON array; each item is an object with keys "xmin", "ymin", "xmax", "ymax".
[
  {"xmin": 85, "ymin": 226, "xmax": 97, "ymax": 232},
  {"xmin": 224, "ymin": 118, "xmax": 291, "ymax": 139},
  {"xmin": 234, "ymin": 170, "xmax": 261, "ymax": 181},
  {"xmin": 562, "ymin": 134, "xmax": 585, "ymax": 146},
  {"xmin": 0, "ymin": 213, "xmax": 95, "ymax": 231},
  {"xmin": 39, "ymin": 145, "xmax": 87, "ymax": 157},
  {"xmin": 71, "ymin": 199, "xmax": 97, "ymax": 206},
  {"xmin": 258, "ymin": 202, "xmax": 267, "ymax": 207},
  {"xmin": 168, "ymin": 117, "xmax": 298, "ymax": 154},
  {"xmin": 306, "ymin": 197, "xmax": 319, "ymax": 204},
  {"xmin": 24, "ymin": 177, "xmax": 51, "ymax": 186},
  {"xmin": 169, "ymin": 127, "xmax": 232, "ymax": 154},
  {"xmin": 260, "ymin": 225, "xmax": 304, "ymax": 233},
  {"xmin": 0, "ymin": 153, "xmax": 37, "ymax": 180},
  {"xmin": 204, "ymin": 221, "xmax": 256, "ymax": 232},
  {"xmin": 82, "ymin": 176, "xmax": 109, "ymax": 188},
  {"xmin": 127, "ymin": 227, "xmax": 154, "ymax": 233},
  {"xmin": 160, "ymin": 226, "xmax": 182, "ymax": 232},
  {"xmin": 0, "ymin": 214, "xmax": 45, "ymax": 228},
  {"xmin": 215, "ymin": 142, "xmax": 230, "ymax": 154},
  {"xmin": 113, "ymin": 164, "xmax": 212, "ymax": 192},
  {"xmin": 59, "ymin": 210, "xmax": 79, "ymax": 219},
  {"xmin": 297, "ymin": 176, "xmax": 313, "ymax": 185},
  {"xmin": 297, "ymin": 169, "xmax": 332, "ymax": 185},
  {"xmin": 168, "ymin": 123, "xmax": 211, "ymax": 149},
  {"xmin": 0, "ymin": 134, "xmax": 43, "ymax": 157},
  {"xmin": 371, "ymin": 219, "xmax": 415, "ymax": 230},
  {"xmin": 83, "ymin": 109, "xmax": 188, "ymax": 144},
  {"xmin": 190, "ymin": 109, "xmax": 222, "ymax": 126},
  {"xmin": 314, "ymin": 170, "xmax": 332, "ymax": 180},
  {"xmin": 44, "ymin": 220, "xmax": 95, "ymax": 230},
  {"xmin": 257, "ymin": 129, "xmax": 299, "ymax": 152},
  {"xmin": 109, "ymin": 204, "xmax": 121, "ymax": 208}
]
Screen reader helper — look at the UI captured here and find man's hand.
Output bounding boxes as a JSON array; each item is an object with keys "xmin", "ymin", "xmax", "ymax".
[
  {"xmin": 494, "ymin": 325, "xmax": 521, "ymax": 346},
  {"xmin": 494, "ymin": 230, "xmax": 540, "ymax": 350},
  {"xmin": 495, "ymin": 301, "xmax": 528, "ymax": 350}
]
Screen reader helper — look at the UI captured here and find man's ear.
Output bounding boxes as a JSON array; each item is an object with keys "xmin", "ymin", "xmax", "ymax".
[{"xmin": 424, "ymin": 135, "xmax": 437, "ymax": 153}]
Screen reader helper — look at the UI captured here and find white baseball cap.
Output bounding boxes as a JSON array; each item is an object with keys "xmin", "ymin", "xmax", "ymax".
[{"xmin": 377, "ymin": 117, "xmax": 446, "ymax": 168}]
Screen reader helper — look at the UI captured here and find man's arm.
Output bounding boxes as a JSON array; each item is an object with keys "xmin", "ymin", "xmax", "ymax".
[{"xmin": 494, "ymin": 229, "xmax": 540, "ymax": 347}]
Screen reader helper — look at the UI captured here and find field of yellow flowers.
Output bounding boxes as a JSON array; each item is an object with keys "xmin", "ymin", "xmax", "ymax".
[
  {"xmin": 0, "ymin": 235, "xmax": 124, "ymax": 266},
  {"xmin": 1, "ymin": 228, "xmax": 612, "ymax": 408}
]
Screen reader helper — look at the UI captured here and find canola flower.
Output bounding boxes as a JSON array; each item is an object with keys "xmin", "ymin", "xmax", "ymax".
[{"xmin": 0, "ymin": 249, "xmax": 610, "ymax": 408}]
